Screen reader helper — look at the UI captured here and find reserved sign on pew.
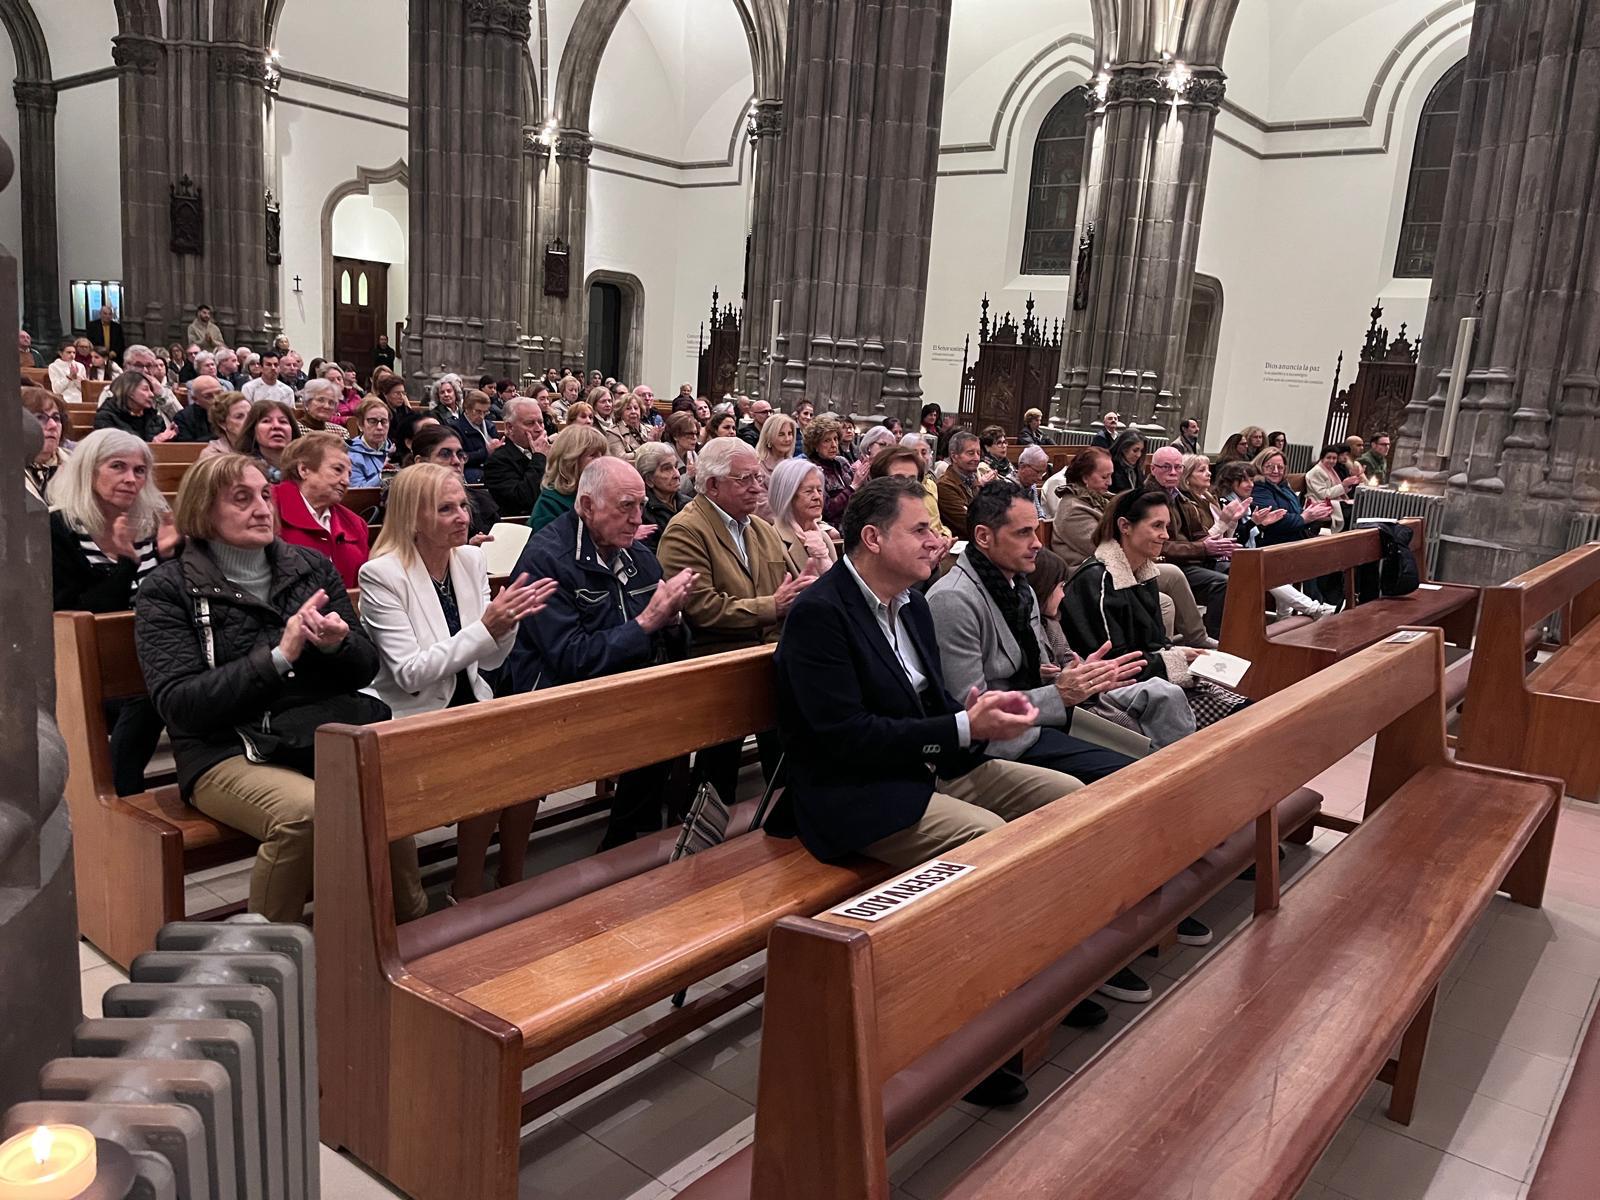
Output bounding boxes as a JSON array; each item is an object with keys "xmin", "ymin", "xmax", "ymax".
[{"xmin": 830, "ymin": 860, "xmax": 975, "ymax": 922}]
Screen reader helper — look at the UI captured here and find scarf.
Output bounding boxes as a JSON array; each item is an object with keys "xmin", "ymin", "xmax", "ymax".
[
  {"xmin": 964, "ymin": 545, "xmax": 1042, "ymax": 689},
  {"xmin": 1057, "ymin": 481, "xmax": 1111, "ymax": 514}
]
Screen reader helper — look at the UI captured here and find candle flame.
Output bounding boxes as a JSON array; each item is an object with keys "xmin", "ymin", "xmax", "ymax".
[{"xmin": 30, "ymin": 1125, "xmax": 51, "ymax": 1164}]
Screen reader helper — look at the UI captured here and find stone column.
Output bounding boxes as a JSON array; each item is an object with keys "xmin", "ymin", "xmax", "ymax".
[
  {"xmin": 12, "ymin": 81, "xmax": 60, "ymax": 346},
  {"xmin": 550, "ymin": 130, "xmax": 592, "ymax": 374},
  {"xmin": 1396, "ymin": 0, "xmax": 1600, "ymax": 583},
  {"xmin": 0, "ymin": 132, "xmax": 78, "ymax": 1112},
  {"xmin": 406, "ymin": 0, "xmax": 529, "ymax": 391},
  {"xmin": 112, "ymin": 32, "xmax": 168, "ymax": 343},
  {"xmin": 1057, "ymin": 65, "xmax": 1226, "ymax": 431},
  {"xmin": 739, "ymin": 99, "xmax": 783, "ymax": 398},
  {"xmin": 768, "ymin": 0, "xmax": 954, "ymax": 424},
  {"xmin": 207, "ymin": 44, "xmax": 275, "ymax": 348}
]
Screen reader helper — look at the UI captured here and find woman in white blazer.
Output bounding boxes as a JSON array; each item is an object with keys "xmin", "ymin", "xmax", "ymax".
[{"xmin": 360, "ymin": 463, "xmax": 557, "ymax": 900}]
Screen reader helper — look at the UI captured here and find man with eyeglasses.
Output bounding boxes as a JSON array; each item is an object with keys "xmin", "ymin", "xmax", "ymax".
[
  {"xmin": 738, "ymin": 396, "xmax": 772, "ymax": 447},
  {"xmin": 121, "ymin": 344, "xmax": 183, "ymax": 421},
  {"xmin": 658, "ymin": 437, "xmax": 818, "ymax": 804}
]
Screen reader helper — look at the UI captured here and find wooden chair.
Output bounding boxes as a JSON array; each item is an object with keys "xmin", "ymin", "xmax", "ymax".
[
  {"xmin": 54, "ymin": 611, "xmax": 256, "ymax": 969},
  {"xmin": 1456, "ymin": 542, "xmax": 1600, "ymax": 801},
  {"xmin": 1220, "ymin": 517, "xmax": 1479, "ymax": 700},
  {"xmin": 314, "ymin": 646, "xmax": 895, "ymax": 1200},
  {"xmin": 735, "ymin": 633, "xmax": 1559, "ymax": 1200}
]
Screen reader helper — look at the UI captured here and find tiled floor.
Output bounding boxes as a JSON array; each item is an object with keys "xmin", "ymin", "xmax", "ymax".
[{"xmin": 72, "ymin": 755, "xmax": 1600, "ymax": 1200}]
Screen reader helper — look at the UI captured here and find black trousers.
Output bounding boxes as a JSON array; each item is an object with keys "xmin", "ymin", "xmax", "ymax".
[
  {"xmin": 106, "ymin": 696, "xmax": 164, "ymax": 797},
  {"xmin": 598, "ymin": 758, "xmax": 688, "ymax": 851},
  {"xmin": 1178, "ymin": 561, "xmax": 1230, "ymax": 637},
  {"xmin": 1016, "ymin": 726, "xmax": 1135, "ymax": 784}
]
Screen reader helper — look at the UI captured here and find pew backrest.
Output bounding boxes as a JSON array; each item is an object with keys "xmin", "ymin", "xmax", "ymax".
[{"xmin": 750, "ymin": 632, "xmax": 1450, "ymax": 1197}]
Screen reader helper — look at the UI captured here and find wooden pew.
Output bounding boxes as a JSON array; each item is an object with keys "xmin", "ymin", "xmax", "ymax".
[
  {"xmin": 1220, "ymin": 517, "xmax": 1479, "ymax": 700},
  {"xmin": 54, "ymin": 611, "xmax": 256, "ymax": 969},
  {"xmin": 22, "ymin": 365, "xmax": 49, "ymax": 388},
  {"xmin": 1005, "ymin": 443, "xmax": 1085, "ymax": 474},
  {"xmin": 83, "ymin": 379, "xmax": 110, "ymax": 407},
  {"xmin": 735, "ymin": 633, "xmax": 1559, "ymax": 1200},
  {"xmin": 1456, "ymin": 541, "xmax": 1600, "ymax": 801},
  {"xmin": 67, "ymin": 409, "xmax": 95, "ymax": 440},
  {"xmin": 1528, "ymin": 984, "xmax": 1600, "ymax": 1200},
  {"xmin": 152, "ymin": 441, "xmax": 206, "ymax": 465},
  {"xmin": 153, "ymin": 461, "xmax": 190, "ymax": 493},
  {"xmin": 314, "ymin": 646, "xmax": 896, "ymax": 1200}
]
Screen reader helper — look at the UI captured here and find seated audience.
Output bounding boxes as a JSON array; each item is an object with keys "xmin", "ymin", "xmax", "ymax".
[
  {"xmin": 891, "ymin": 434, "xmax": 951, "ymax": 539},
  {"xmin": 430, "ymin": 373, "xmax": 465, "ymax": 422},
  {"xmin": 853, "ymin": 424, "xmax": 897, "ymax": 476},
  {"xmin": 1014, "ymin": 444, "xmax": 1049, "ymax": 518},
  {"xmin": 767, "ymin": 455, "xmax": 839, "ymax": 578},
  {"xmin": 835, "ymin": 415, "xmax": 859, "ymax": 463},
  {"xmin": 1304, "ymin": 444, "xmax": 1360, "ymax": 532},
  {"xmin": 979, "ymin": 425, "xmax": 1014, "ymax": 480},
  {"xmin": 238, "ymin": 397, "xmax": 300, "ymax": 483},
  {"xmin": 1018, "ymin": 407, "xmax": 1047, "ymax": 446},
  {"xmin": 606, "ymin": 394, "xmax": 649, "ymax": 459},
  {"xmin": 588, "ymin": 386, "xmax": 618, "ymax": 434},
  {"xmin": 1089, "ymin": 411, "xmax": 1122, "ymax": 448},
  {"xmin": 1267, "ymin": 430, "xmax": 1288, "ymax": 452},
  {"xmin": 704, "ymin": 406, "xmax": 738, "ymax": 443},
  {"xmin": 272, "ymin": 432, "xmax": 369, "ymax": 590},
  {"xmin": 1145, "ymin": 445, "xmax": 1232, "ymax": 641},
  {"xmin": 347, "ymin": 399, "xmax": 394, "ymax": 487},
  {"xmin": 218, "ymin": 349, "xmax": 248, "ymax": 390},
  {"xmin": 360, "ymin": 463, "xmax": 556, "ymax": 898},
  {"xmin": 134, "ymin": 453, "xmax": 425, "ymax": 924},
  {"xmin": 1214, "ymin": 430, "xmax": 1251, "ymax": 466},
  {"xmin": 564, "ymin": 400, "xmax": 596, "ymax": 428},
  {"xmin": 48, "ymin": 338, "xmax": 87, "ymax": 403},
  {"xmin": 937, "ymin": 430, "xmax": 982, "ymax": 536},
  {"xmin": 634, "ymin": 442, "xmax": 684, "ymax": 551},
  {"xmin": 803, "ymin": 414, "xmax": 856, "ymax": 525},
  {"xmin": 378, "ymin": 374, "xmax": 421, "ymax": 458},
  {"xmin": 1251, "ymin": 447, "xmax": 1335, "ymax": 547},
  {"xmin": 1358, "ymin": 432, "xmax": 1392, "ymax": 484},
  {"xmin": 754, "ymin": 412, "xmax": 798, "ymax": 515},
  {"xmin": 49, "ymin": 429, "xmax": 180, "ymax": 794},
  {"xmin": 23, "ymin": 387, "xmax": 70, "ymax": 504},
  {"xmin": 297, "ymin": 377, "xmax": 343, "ymax": 433},
  {"xmin": 94, "ymin": 369, "xmax": 176, "ymax": 443},
  {"xmin": 1175, "ymin": 417, "xmax": 1202, "ymax": 455},
  {"xmin": 484, "ymin": 395, "xmax": 549, "ymax": 515},
  {"xmin": 86, "ymin": 348, "xmax": 120, "ymax": 382},
  {"xmin": 1209, "ymin": 460, "xmax": 1329, "ymax": 618},
  {"xmin": 451, "ymin": 388, "xmax": 500, "ymax": 484},
  {"xmin": 241, "ymin": 350, "xmax": 295, "ymax": 406},
  {"xmin": 409, "ymin": 423, "xmax": 500, "ymax": 539},
  {"xmin": 529, "ymin": 423, "xmax": 608, "ymax": 533},
  {"xmin": 1108, "ymin": 430, "xmax": 1147, "ymax": 492},
  {"xmin": 199, "ymin": 392, "xmax": 254, "ymax": 461},
  {"xmin": 507, "ymin": 458, "xmax": 694, "ymax": 846},
  {"xmin": 658, "ymin": 436, "xmax": 811, "ymax": 803},
  {"xmin": 176, "ymin": 375, "xmax": 227, "ymax": 442}
]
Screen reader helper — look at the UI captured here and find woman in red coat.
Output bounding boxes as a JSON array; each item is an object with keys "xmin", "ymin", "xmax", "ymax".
[{"xmin": 271, "ymin": 431, "xmax": 370, "ymax": 589}]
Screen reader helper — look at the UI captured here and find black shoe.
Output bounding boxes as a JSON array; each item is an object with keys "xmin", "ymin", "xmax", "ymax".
[
  {"xmin": 1096, "ymin": 967, "xmax": 1153, "ymax": 1003},
  {"xmin": 1061, "ymin": 999, "xmax": 1109, "ymax": 1029},
  {"xmin": 1239, "ymin": 845, "xmax": 1288, "ymax": 881},
  {"xmin": 962, "ymin": 1065, "xmax": 1028, "ymax": 1107},
  {"xmin": 1176, "ymin": 917, "xmax": 1213, "ymax": 946}
]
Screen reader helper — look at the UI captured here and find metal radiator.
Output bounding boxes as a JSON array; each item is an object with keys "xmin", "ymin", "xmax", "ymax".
[
  {"xmin": 1350, "ymin": 487, "xmax": 1445, "ymax": 575},
  {"xmin": 1054, "ymin": 429, "xmax": 1097, "ymax": 446},
  {"xmin": 1285, "ymin": 443, "xmax": 1314, "ymax": 473},
  {"xmin": 2, "ymin": 918, "xmax": 316, "ymax": 1200},
  {"xmin": 1569, "ymin": 510, "xmax": 1600, "ymax": 549}
]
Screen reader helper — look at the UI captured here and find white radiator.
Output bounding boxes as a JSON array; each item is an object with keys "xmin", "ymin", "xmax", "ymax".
[
  {"xmin": 1569, "ymin": 510, "xmax": 1600, "ymax": 549},
  {"xmin": 1350, "ymin": 488, "xmax": 1444, "ymax": 576}
]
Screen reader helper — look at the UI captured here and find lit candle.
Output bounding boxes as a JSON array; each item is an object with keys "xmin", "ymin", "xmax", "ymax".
[{"xmin": 0, "ymin": 1126, "xmax": 97, "ymax": 1199}]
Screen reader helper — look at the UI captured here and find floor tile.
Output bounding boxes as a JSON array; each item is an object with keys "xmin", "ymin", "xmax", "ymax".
[
  {"xmin": 1368, "ymin": 1078, "xmax": 1544, "ymax": 1179},
  {"xmin": 976, "ymin": 1062, "xmax": 1071, "ymax": 1132},
  {"xmin": 318, "ymin": 1144, "xmax": 404, "ymax": 1199},
  {"xmin": 887, "ymin": 1107, "xmax": 978, "ymax": 1186},
  {"xmin": 77, "ymin": 938, "xmax": 110, "ymax": 973},
  {"xmin": 668, "ymin": 1005, "xmax": 764, "ymax": 1104},
  {"xmin": 1418, "ymin": 1021, "xmax": 1571, "ymax": 1116},
  {"xmin": 898, "ymin": 1116, "xmax": 1007, "ymax": 1199},
  {"xmin": 183, "ymin": 882, "xmax": 225, "ymax": 918},
  {"xmin": 79, "ymin": 961, "xmax": 127, "ymax": 1019},
  {"xmin": 563, "ymin": 1057, "xmax": 753, "ymax": 1180},
  {"xmin": 655, "ymin": 1114, "xmax": 753, "ymax": 1191},
  {"xmin": 1327, "ymin": 1124, "xmax": 1520, "ymax": 1200},
  {"xmin": 1308, "ymin": 1115, "xmax": 1365, "ymax": 1184},
  {"xmin": 514, "ymin": 1117, "xmax": 664, "ymax": 1200},
  {"xmin": 1437, "ymin": 979, "xmax": 1587, "ymax": 1061},
  {"xmin": 1459, "ymin": 952, "xmax": 1598, "ymax": 1019}
]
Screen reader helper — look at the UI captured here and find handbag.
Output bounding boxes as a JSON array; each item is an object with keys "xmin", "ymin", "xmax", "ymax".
[
  {"xmin": 1187, "ymin": 677, "xmax": 1250, "ymax": 730},
  {"xmin": 196, "ymin": 597, "xmax": 390, "ymax": 776}
]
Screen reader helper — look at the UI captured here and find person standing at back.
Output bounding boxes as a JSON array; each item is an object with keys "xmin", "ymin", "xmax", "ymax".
[{"xmin": 187, "ymin": 304, "xmax": 225, "ymax": 352}]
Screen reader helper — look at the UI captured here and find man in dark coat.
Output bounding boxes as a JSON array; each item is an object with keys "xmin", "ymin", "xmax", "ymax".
[{"xmin": 483, "ymin": 395, "xmax": 548, "ymax": 516}]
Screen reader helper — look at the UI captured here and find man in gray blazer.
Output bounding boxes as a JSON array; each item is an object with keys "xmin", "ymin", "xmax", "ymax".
[{"xmin": 926, "ymin": 480, "xmax": 1143, "ymax": 784}]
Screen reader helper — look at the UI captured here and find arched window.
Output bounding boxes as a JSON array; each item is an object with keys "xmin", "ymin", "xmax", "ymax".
[
  {"xmin": 1394, "ymin": 60, "xmax": 1466, "ymax": 278},
  {"xmin": 1021, "ymin": 87, "xmax": 1091, "ymax": 276}
]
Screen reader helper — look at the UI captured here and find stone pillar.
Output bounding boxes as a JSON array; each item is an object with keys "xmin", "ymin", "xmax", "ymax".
[
  {"xmin": 112, "ymin": 32, "xmax": 168, "ymax": 344},
  {"xmin": 1057, "ymin": 65, "xmax": 1226, "ymax": 432},
  {"xmin": 0, "ymin": 132, "xmax": 79, "ymax": 1112},
  {"xmin": 768, "ymin": 0, "xmax": 953, "ymax": 424},
  {"xmin": 207, "ymin": 44, "xmax": 276, "ymax": 348},
  {"xmin": 1396, "ymin": 0, "xmax": 1600, "ymax": 584},
  {"xmin": 739, "ymin": 99, "xmax": 783, "ymax": 399},
  {"xmin": 12, "ymin": 80, "xmax": 60, "ymax": 345},
  {"xmin": 519, "ymin": 129, "xmax": 547, "ymax": 373},
  {"xmin": 406, "ymin": 0, "xmax": 530, "ymax": 391},
  {"xmin": 551, "ymin": 130, "xmax": 592, "ymax": 374}
]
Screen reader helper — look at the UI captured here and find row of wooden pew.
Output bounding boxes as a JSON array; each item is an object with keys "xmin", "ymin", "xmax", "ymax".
[{"xmin": 50, "ymin": 532, "xmax": 1600, "ymax": 1198}]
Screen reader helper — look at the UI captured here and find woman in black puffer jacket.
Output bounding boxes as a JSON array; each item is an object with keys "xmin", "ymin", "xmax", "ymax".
[{"xmin": 134, "ymin": 453, "xmax": 426, "ymax": 924}]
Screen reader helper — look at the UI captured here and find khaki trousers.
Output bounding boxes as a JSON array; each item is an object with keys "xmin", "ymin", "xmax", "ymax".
[
  {"xmin": 192, "ymin": 755, "xmax": 428, "ymax": 924},
  {"xmin": 1155, "ymin": 562, "xmax": 1208, "ymax": 646},
  {"xmin": 862, "ymin": 758, "xmax": 1082, "ymax": 868}
]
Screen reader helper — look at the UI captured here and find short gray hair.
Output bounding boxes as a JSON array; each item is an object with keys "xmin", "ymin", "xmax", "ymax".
[
  {"xmin": 633, "ymin": 441, "xmax": 678, "ymax": 480},
  {"xmin": 302, "ymin": 377, "xmax": 339, "ymax": 405},
  {"xmin": 194, "ymin": 350, "xmax": 217, "ymax": 370},
  {"xmin": 47, "ymin": 428, "xmax": 166, "ymax": 540},
  {"xmin": 694, "ymin": 435, "xmax": 757, "ymax": 495},
  {"xmin": 947, "ymin": 431, "xmax": 978, "ymax": 456},
  {"xmin": 766, "ymin": 456, "xmax": 822, "ymax": 533},
  {"xmin": 502, "ymin": 395, "xmax": 540, "ymax": 424},
  {"xmin": 856, "ymin": 425, "xmax": 896, "ymax": 462},
  {"xmin": 900, "ymin": 432, "xmax": 933, "ymax": 452},
  {"xmin": 1019, "ymin": 445, "xmax": 1049, "ymax": 468},
  {"xmin": 576, "ymin": 455, "xmax": 643, "ymax": 505},
  {"xmin": 123, "ymin": 342, "xmax": 156, "ymax": 367}
]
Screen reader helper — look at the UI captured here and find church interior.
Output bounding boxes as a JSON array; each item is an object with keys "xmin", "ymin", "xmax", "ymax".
[{"xmin": 3, "ymin": 0, "xmax": 1600, "ymax": 1198}]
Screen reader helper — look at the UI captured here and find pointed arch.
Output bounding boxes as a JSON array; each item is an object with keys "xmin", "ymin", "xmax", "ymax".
[
  {"xmin": 0, "ymin": 0, "xmax": 49, "ymax": 80},
  {"xmin": 321, "ymin": 159, "xmax": 409, "ymax": 353}
]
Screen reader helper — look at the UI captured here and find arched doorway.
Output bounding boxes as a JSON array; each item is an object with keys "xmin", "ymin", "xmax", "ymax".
[
  {"xmin": 584, "ymin": 270, "xmax": 645, "ymax": 383},
  {"xmin": 321, "ymin": 161, "xmax": 408, "ymax": 383}
]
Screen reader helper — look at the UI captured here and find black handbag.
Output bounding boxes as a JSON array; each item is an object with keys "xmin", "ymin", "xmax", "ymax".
[{"xmin": 197, "ymin": 597, "xmax": 390, "ymax": 776}]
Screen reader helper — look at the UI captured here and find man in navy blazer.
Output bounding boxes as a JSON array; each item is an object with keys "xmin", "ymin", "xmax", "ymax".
[{"xmin": 773, "ymin": 477, "xmax": 1084, "ymax": 867}]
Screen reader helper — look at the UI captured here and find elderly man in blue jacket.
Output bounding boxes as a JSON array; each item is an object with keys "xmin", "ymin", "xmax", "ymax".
[{"xmin": 507, "ymin": 456, "xmax": 697, "ymax": 846}]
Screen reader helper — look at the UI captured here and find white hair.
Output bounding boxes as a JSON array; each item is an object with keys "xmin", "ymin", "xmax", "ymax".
[
  {"xmin": 694, "ymin": 435, "xmax": 757, "ymax": 495},
  {"xmin": 900, "ymin": 432, "xmax": 933, "ymax": 451},
  {"xmin": 765, "ymin": 456, "xmax": 822, "ymax": 534},
  {"xmin": 194, "ymin": 350, "xmax": 217, "ymax": 371},
  {"xmin": 576, "ymin": 455, "xmax": 643, "ymax": 505},
  {"xmin": 502, "ymin": 395, "xmax": 540, "ymax": 424},
  {"xmin": 1019, "ymin": 445, "xmax": 1049, "ymax": 468},
  {"xmin": 633, "ymin": 441, "xmax": 678, "ymax": 480},
  {"xmin": 46, "ymin": 428, "xmax": 167, "ymax": 540},
  {"xmin": 302, "ymin": 377, "xmax": 339, "ymax": 404},
  {"xmin": 856, "ymin": 425, "xmax": 896, "ymax": 462}
]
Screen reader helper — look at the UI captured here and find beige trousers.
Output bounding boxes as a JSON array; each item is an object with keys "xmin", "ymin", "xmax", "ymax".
[
  {"xmin": 192, "ymin": 755, "xmax": 428, "ymax": 924},
  {"xmin": 1155, "ymin": 562, "xmax": 1209, "ymax": 646},
  {"xmin": 862, "ymin": 758, "xmax": 1082, "ymax": 868}
]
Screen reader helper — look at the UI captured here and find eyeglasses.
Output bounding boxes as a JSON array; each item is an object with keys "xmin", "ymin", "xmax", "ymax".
[
  {"xmin": 33, "ymin": 410, "xmax": 62, "ymax": 426},
  {"xmin": 434, "ymin": 449, "xmax": 467, "ymax": 462},
  {"xmin": 721, "ymin": 471, "xmax": 762, "ymax": 487}
]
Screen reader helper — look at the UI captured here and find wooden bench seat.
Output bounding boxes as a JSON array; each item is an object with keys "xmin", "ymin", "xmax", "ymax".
[
  {"xmin": 728, "ymin": 633, "xmax": 1560, "ymax": 1200},
  {"xmin": 944, "ymin": 763, "xmax": 1556, "ymax": 1200},
  {"xmin": 314, "ymin": 646, "xmax": 891, "ymax": 1200},
  {"xmin": 54, "ymin": 611, "xmax": 256, "ymax": 968},
  {"xmin": 1458, "ymin": 542, "xmax": 1600, "ymax": 800},
  {"xmin": 1221, "ymin": 517, "xmax": 1480, "ymax": 700}
]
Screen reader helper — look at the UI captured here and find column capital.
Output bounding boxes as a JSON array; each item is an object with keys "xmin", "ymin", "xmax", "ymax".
[
  {"xmin": 468, "ymin": 0, "xmax": 533, "ymax": 39},
  {"xmin": 1103, "ymin": 67, "xmax": 1173, "ymax": 107},
  {"xmin": 748, "ymin": 99, "xmax": 784, "ymax": 143},
  {"xmin": 212, "ymin": 43, "xmax": 271, "ymax": 86},
  {"xmin": 13, "ymin": 81, "xmax": 56, "ymax": 114},
  {"xmin": 554, "ymin": 130, "xmax": 593, "ymax": 163},
  {"xmin": 1179, "ymin": 74, "xmax": 1227, "ymax": 110},
  {"xmin": 111, "ymin": 35, "xmax": 163, "ymax": 76}
]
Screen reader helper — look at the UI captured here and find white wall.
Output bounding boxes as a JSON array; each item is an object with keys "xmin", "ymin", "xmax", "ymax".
[
  {"xmin": 53, "ymin": 82, "xmax": 123, "ymax": 325},
  {"xmin": 331, "ymin": 185, "xmax": 409, "ymax": 342}
]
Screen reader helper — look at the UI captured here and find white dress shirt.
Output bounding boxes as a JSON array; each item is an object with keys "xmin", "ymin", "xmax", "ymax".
[{"xmin": 706, "ymin": 497, "xmax": 752, "ymax": 569}]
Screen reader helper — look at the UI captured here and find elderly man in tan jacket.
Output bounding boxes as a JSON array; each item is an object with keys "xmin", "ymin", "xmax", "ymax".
[{"xmin": 658, "ymin": 435, "xmax": 818, "ymax": 801}]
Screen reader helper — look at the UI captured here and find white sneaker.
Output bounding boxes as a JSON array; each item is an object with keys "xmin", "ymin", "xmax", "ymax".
[{"xmin": 1312, "ymin": 602, "xmax": 1338, "ymax": 618}]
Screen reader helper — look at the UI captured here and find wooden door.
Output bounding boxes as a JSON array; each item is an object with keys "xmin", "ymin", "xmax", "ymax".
[{"xmin": 332, "ymin": 257, "xmax": 389, "ymax": 386}]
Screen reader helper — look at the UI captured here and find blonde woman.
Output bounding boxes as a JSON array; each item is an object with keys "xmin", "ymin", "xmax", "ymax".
[
  {"xmin": 529, "ymin": 423, "xmax": 609, "ymax": 532},
  {"xmin": 361, "ymin": 464, "xmax": 557, "ymax": 899},
  {"xmin": 754, "ymin": 412, "xmax": 798, "ymax": 519}
]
